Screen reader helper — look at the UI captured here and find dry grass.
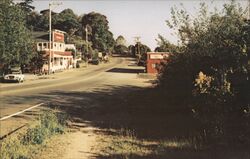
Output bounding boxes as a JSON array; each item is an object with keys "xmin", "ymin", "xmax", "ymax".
[
  {"xmin": 95, "ymin": 128, "xmax": 197, "ymax": 159},
  {"xmin": 0, "ymin": 109, "xmax": 67, "ymax": 159}
]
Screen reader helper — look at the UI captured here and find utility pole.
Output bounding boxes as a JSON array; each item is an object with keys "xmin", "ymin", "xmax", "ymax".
[
  {"xmin": 134, "ymin": 36, "xmax": 141, "ymax": 64},
  {"xmin": 85, "ymin": 26, "xmax": 88, "ymax": 54},
  {"xmin": 134, "ymin": 36, "xmax": 141, "ymax": 56},
  {"xmin": 48, "ymin": 1, "xmax": 62, "ymax": 74}
]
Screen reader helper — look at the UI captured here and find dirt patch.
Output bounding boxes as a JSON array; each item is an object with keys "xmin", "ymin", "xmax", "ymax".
[{"xmin": 61, "ymin": 125, "xmax": 98, "ymax": 159}]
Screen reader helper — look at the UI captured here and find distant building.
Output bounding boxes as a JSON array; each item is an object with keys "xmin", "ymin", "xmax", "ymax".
[
  {"xmin": 146, "ymin": 52, "xmax": 169, "ymax": 74},
  {"xmin": 33, "ymin": 29, "xmax": 76, "ymax": 73}
]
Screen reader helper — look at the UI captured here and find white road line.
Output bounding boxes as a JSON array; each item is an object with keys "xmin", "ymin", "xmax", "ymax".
[{"xmin": 0, "ymin": 103, "xmax": 44, "ymax": 121}]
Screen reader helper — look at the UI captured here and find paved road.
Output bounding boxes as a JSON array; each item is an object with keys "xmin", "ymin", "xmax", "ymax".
[
  {"xmin": 0, "ymin": 57, "xmax": 123, "ymax": 117},
  {"xmin": 0, "ymin": 56, "xmax": 147, "ymax": 137}
]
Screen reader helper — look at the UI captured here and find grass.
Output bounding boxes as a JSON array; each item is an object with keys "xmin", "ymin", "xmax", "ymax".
[
  {"xmin": 96, "ymin": 128, "xmax": 197, "ymax": 159},
  {"xmin": 69, "ymin": 86, "xmax": 249, "ymax": 159},
  {"xmin": 0, "ymin": 109, "xmax": 67, "ymax": 159},
  {"xmin": 95, "ymin": 127, "xmax": 250, "ymax": 159}
]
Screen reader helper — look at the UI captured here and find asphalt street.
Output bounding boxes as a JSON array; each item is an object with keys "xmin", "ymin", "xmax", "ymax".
[{"xmin": 0, "ymin": 56, "xmax": 148, "ymax": 137}]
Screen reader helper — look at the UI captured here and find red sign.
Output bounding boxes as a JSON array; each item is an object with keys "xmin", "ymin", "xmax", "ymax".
[{"xmin": 53, "ymin": 32, "xmax": 64, "ymax": 42}]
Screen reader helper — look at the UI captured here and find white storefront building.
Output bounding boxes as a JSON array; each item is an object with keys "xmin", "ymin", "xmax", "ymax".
[{"xmin": 35, "ymin": 29, "xmax": 76, "ymax": 73}]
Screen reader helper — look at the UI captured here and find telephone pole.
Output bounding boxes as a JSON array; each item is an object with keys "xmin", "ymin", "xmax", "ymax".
[
  {"xmin": 85, "ymin": 26, "xmax": 88, "ymax": 54},
  {"xmin": 48, "ymin": 1, "xmax": 62, "ymax": 74},
  {"xmin": 133, "ymin": 36, "xmax": 141, "ymax": 56}
]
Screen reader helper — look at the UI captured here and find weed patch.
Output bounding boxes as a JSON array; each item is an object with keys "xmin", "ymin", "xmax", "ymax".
[
  {"xmin": 0, "ymin": 110, "xmax": 67, "ymax": 159},
  {"xmin": 97, "ymin": 128, "xmax": 195, "ymax": 159}
]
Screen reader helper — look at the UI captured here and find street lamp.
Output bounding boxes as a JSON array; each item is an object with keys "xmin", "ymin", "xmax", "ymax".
[{"xmin": 48, "ymin": 1, "xmax": 62, "ymax": 74}]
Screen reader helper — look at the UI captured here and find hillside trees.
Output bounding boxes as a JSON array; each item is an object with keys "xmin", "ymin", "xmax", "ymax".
[
  {"xmin": 158, "ymin": 2, "xmax": 249, "ymax": 144},
  {"xmin": 115, "ymin": 35, "xmax": 127, "ymax": 46},
  {"xmin": 55, "ymin": 9, "xmax": 80, "ymax": 40},
  {"xmin": 17, "ymin": 0, "xmax": 35, "ymax": 14},
  {"xmin": 81, "ymin": 12, "xmax": 115, "ymax": 52},
  {"xmin": 135, "ymin": 42, "xmax": 151, "ymax": 62},
  {"xmin": 114, "ymin": 35, "xmax": 128, "ymax": 54},
  {"xmin": 0, "ymin": 0, "xmax": 34, "ymax": 71}
]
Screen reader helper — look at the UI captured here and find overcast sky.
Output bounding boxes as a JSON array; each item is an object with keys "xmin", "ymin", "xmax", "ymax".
[{"xmin": 21, "ymin": 0, "xmax": 248, "ymax": 50}]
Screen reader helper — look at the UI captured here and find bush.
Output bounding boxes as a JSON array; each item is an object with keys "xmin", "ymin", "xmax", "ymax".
[
  {"xmin": 0, "ymin": 110, "xmax": 68, "ymax": 159},
  {"xmin": 158, "ymin": 2, "xmax": 250, "ymax": 146},
  {"xmin": 0, "ymin": 136, "xmax": 28, "ymax": 159},
  {"xmin": 22, "ymin": 110, "xmax": 66, "ymax": 145}
]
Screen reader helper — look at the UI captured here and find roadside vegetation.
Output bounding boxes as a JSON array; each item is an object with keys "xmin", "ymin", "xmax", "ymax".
[
  {"xmin": 76, "ymin": 1, "xmax": 249, "ymax": 158},
  {"xmin": 157, "ymin": 1, "xmax": 250, "ymax": 148},
  {"xmin": 0, "ymin": 110, "xmax": 67, "ymax": 159}
]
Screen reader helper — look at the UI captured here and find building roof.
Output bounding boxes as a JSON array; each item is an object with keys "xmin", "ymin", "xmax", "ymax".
[
  {"xmin": 32, "ymin": 30, "xmax": 67, "ymax": 42},
  {"xmin": 32, "ymin": 31, "xmax": 49, "ymax": 42}
]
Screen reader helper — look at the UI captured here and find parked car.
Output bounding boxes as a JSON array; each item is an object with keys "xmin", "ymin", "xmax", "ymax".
[
  {"xmin": 91, "ymin": 58, "xmax": 100, "ymax": 65},
  {"xmin": 4, "ymin": 67, "xmax": 24, "ymax": 83}
]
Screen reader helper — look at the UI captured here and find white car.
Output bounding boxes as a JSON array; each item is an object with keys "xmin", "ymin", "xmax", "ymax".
[{"xmin": 4, "ymin": 67, "xmax": 25, "ymax": 83}]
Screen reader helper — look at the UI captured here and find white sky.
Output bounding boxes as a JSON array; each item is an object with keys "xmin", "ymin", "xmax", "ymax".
[{"xmin": 16, "ymin": 0, "xmax": 248, "ymax": 50}]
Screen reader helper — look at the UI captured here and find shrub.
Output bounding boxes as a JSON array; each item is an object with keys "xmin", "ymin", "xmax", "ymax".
[
  {"xmin": 158, "ymin": 2, "xmax": 250, "ymax": 146},
  {"xmin": 0, "ymin": 110, "xmax": 68, "ymax": 159},
  {"xmin": 22, "ymin": 110, "xmax": 66, "ymax": 145}
]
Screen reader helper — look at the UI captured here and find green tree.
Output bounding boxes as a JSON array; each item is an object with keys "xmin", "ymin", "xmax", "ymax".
[
  {"xmin": 115, "ymin": 35, "xmax": 127, "ymax": 46},
  {"xmin": 81, "ymin": 12, "xmax": 115, "ymax": 52},
  {"xmin": 128, "ymin": 45, "xmax": 135, "ymax": 56},
  {"xmin": 26, "ymin": 11, "xmax": 44, "ymax": 31},
  {"xmin": 29, "ymin": 51, "xmax": 45, "ymax": 73},
  {"xmin": 0, "ymin": 0, "xmax": 34, "ymax": 71},
  {"xmin": 158, "ymin": 1, "xmax": 249, "ymax": 143},
  {"xmin": 155, "ymin": 34, "xmax": 177, "ymax": 52},
  {"xmin": 114, "ymin": 35, "xmax": 128, "ymax": 54},
  {"xmin": 114, "ymin": 45, "xmax": 128, "ymax": 54},
  {"xmin": 17, "ymin": 0, "xmax": 35, "ymax": 13},
  {"xmin": 134, "ymin": 42, "xmax": 151, "ymax": 57},
  {"xmin": 55, "ymin": 9, "xmax": 80, "ymax": 39}
]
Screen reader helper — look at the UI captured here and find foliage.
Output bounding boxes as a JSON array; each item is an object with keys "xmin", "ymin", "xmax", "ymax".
[
  {"xmin": 134, "ymin": 42, "xmax": 151, "ymax": 55},
  {"xmin": 0, "ymin": 0, "xmax": 34, "ymax": 70},
  {"xmin": 27, "ymin": 51, "xmax": 45, "ymax": 73},
  {"xmin": 158, "ymin": 1, "xmax": 250, "ymax": 145},
  {"xmin": 114, "ymin": 45, "xmax": 128, "ymax": 54},
  {"xmin": 22, "ymin": 110, "xmax": 66, "ymax": 145},
  {"xmin": 0, "ymin": 110, "xmax": 67, "ymax": 159},
  {"xmin": 134, "ymin": 42, "xmax": 151, "ymax": 62},
  {"xmin": 114, "ymin": 35, "xmax": 128, "ymax": 54},
  {"xmin": 155, "ymin": 34, "xmax": 177, "ymax": 52},
  {"xmin": 128, "ymin": 45, "xmax": 135, "ymax": 56},
  {"xmin": 17, "ymin": 0, "xmax": 35, "ymax": 14},
  {"xmin": 81, "ymin": 12, "xmax": 115, "ymax": 52},
  {"xmin": 0, "ymin": 136, "xmax": 29, "ymax": 159},
  {"xmin": 55, "ymin": 8, "xmax": 80, "ymax": 38},
  {"xmin": 115, "ymin": 35, "xmax": 127, "ymax": 46}
]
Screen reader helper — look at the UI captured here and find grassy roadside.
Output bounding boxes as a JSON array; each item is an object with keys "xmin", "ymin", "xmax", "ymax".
[
  {"xmin": 65, "ymin": 84, "xmax": 248, "ymax": 159},
  {"xmin": 96, "ymin": 128, "xmax": 195, "ymax": 159},
  {"xmin": 0, "ymin": 109, "xmax": 68, "ymax": 159}
]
